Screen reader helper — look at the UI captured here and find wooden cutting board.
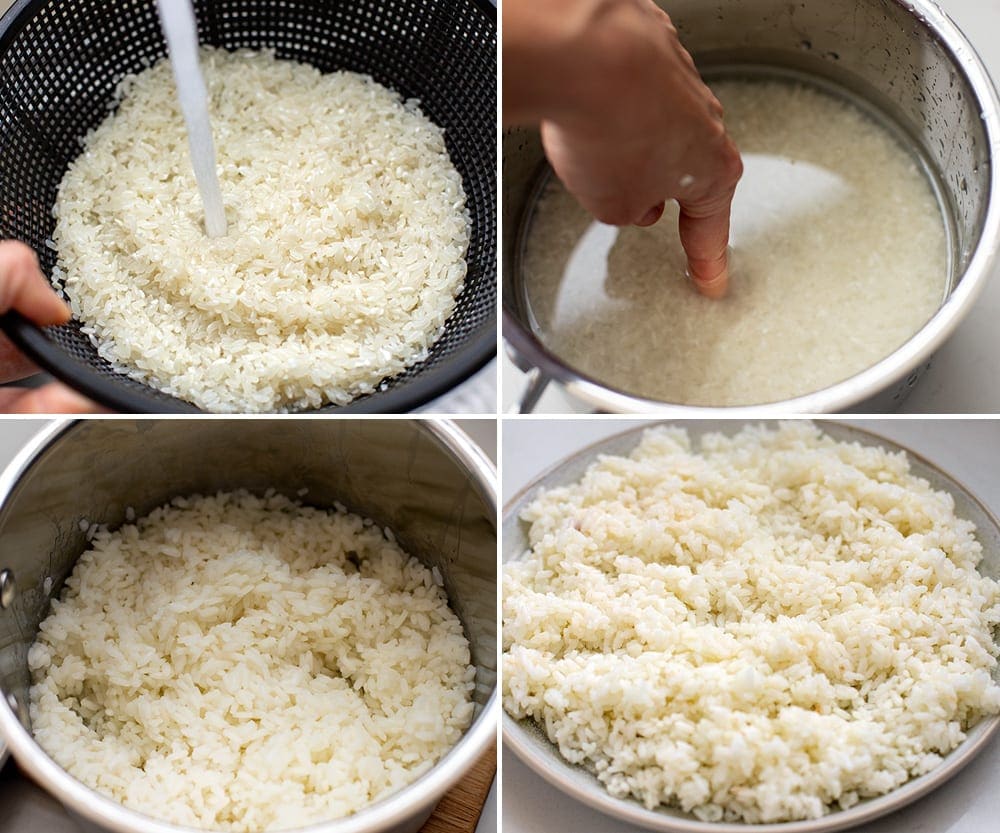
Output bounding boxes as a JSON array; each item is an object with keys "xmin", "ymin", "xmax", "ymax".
[{"xmin": 419, "ymin": 742, "xmax": 497, "ymax": 833}]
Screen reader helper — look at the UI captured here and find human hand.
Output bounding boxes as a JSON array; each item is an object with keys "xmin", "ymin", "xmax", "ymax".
[
  {"xmin": 504, "ymin": 0, "xmax": 743, "ymax": 298},
  {"xmin": 0, "ymin": 241, "xmax": 105, "ymax": 412}
]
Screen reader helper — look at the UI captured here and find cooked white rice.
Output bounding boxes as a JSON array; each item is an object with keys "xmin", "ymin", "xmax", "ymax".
[
  {"xmin": 29, "ymin": 490, "xmax": 475, "ymax": 831},
  {"xmin": 52, "ymin": 48, "xmax": 470, "ymax": 413},
  {"xmin": 503, "ymin": 423, "xmax": 1000, "ymax": 823}
]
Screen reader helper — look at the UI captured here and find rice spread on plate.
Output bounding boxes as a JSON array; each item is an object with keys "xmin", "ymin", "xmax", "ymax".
[
  {"xmin": 52, "ymin": 48, "xmax": 470, "ymax": 413},
  {"xmin": 503, "ymin": 423, "xmax": 1000, "ymax": 823},
  {"xmin": 29, "ymin": 490, "xmax": 475, "ymax": 831}
]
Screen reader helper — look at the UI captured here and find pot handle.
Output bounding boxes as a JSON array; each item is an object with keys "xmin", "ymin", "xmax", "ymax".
[{"xmin": 510, "ymin": 367, "xmax": 551, "ymax": 414}]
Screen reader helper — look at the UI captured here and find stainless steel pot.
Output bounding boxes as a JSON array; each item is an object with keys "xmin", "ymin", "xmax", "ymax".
[
  {"xmin": 502, "ymin": 420, "xmax": 1000, "ymax": 832},
  {"xmin": 0, "ymin": 419, "xmax": 497, "ymax": 833},
  {"xmin": 503, "ymin": 0, "xmax": 1000, "ymax": 414}
]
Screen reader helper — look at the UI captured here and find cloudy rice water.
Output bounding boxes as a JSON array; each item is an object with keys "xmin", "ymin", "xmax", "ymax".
[
  {"xmin": 523, "ymin": 80, "xmax": 947, "ymax": 405},
  {"xmin": 29, "ymin": 491, "xmax": 475, "ymax": 831},
  {"xmin": 503, "ymin": 423, "xmax": 1000, "ymax": 823},
  {"xmin": 52, "ymin": 48, "xmax": 470, "ymax": 413}
]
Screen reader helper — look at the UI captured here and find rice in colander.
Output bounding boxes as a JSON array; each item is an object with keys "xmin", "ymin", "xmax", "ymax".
[
  {"xmin": 29, "ymin": 490, "xmax": 475, "ymax": 831},
  {"xmin": 502, "ymin": 422, "xmax": 1000, "ymax": 823},
  {"xmin": 52, "ymin": 47, "xmax": 470, "ymax": 413}
]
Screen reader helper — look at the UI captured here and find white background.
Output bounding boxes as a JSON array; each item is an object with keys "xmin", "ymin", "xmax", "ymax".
[
  {"xmin": 502, "ymin": 0, "xmax": 1000, "ymax": 415},
  {"xmin": 502, "ymin": 418, "xmax": 1000, "ymax": 833}
]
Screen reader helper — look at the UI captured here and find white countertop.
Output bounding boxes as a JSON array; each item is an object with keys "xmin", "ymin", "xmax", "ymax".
[
  {"xmin": 421, "ymin": 360, "xmax": 498, "ymax": 416},
  {"xmin": 502, "ymin": 0, "xmax": 1000, "ymax": 415},
  {"xmin": 502, "ymin": 418, "xmax": 1000, "ymax": 833}
]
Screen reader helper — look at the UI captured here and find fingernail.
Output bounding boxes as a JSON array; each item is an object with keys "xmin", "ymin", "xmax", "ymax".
[
  {"xmin": 636, "ymin": 203, "xmax": 665, "ymax": 227},
  {"xmin": 44, "ymin": 298, "xmax": 72, "ymax": 327}
]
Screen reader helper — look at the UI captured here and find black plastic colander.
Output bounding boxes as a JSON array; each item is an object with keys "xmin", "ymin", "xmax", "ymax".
[{"xmin": 0, "ymin": 0, "xmax": 496, "ymax": 413}]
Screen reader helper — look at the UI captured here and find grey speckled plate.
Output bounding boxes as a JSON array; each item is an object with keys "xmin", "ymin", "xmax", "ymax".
[{"xmin": 502, "ymin": 421, "xmax": 1000, "ymax": 833}]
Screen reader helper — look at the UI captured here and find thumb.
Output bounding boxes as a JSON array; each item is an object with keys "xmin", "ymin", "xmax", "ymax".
[{"xmin": 0, "ymin": 241, "xmax": 71, "ymax": 326}]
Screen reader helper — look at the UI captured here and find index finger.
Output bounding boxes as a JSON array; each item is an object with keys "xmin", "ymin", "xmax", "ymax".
[
  {"xmin": 0, "ymin": 241, "xmax": 71, "ymax": 326},
  {"xmin": 678, "ymin": 193, "xmax": 735, "ymax": 299}
]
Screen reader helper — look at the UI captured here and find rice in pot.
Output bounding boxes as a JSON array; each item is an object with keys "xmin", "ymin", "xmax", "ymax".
[
  {"xmin": 521, "ymin": 81, "xmax": 947, "ymax": 406},
  {"xmin": 30, "ymin": 490, "xmax": 475, "ymax": 831}
]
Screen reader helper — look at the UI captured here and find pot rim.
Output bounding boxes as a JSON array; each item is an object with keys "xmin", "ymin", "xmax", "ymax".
[
  {"xmin": 501, "ymin": 418, "xmax": 1000, "ymax": 832},
  {"xmin": 0, "ymin": 418, "xmax": 498, "ymax": 833},
  {"xmin": 503, "ymin": 0, "xmax": 1000, "ymax": 414}
]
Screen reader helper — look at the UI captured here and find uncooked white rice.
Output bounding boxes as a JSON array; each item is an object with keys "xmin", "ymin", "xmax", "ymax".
[
  {"xmin": 503, "ymin": 423, "xmax": 1000, "ymax": 823},
  {"xmin": 523, "ymin": 80, "xmax": 947, "ymax": 406},
  {"xmin": 30, "ymin": 490, "xmax": 475, "ymax": 831},
  {"xmin": 52, "ymin": 48, "xmax": 470, "ymax": 413}
]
